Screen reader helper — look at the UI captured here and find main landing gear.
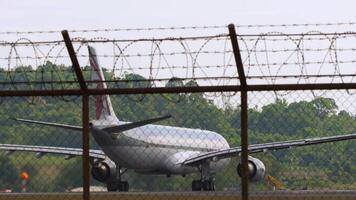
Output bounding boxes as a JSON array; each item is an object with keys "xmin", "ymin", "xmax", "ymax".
[
  {"xmin": 192, "ymin": 178, "xmax": 215, "ymax": 191},
  {"xmin": 107, "ymin": 164, "xmax": 129, "ymax": 192},
  {"xmin": 107, "ymin": 181, "xmax": 129, "ymax": 192},
  {"xmin": 191, "ymin": 162, "xmax": 215, "ymax": 191}
]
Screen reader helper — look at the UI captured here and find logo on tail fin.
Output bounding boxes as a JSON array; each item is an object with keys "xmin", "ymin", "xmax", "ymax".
[{"xmin": 88, "ymin": 46, "xmax": 118, "ymax": 122}]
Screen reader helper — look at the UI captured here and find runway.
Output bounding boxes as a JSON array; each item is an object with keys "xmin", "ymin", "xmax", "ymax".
[{"xmin": 0, "ymin": 191, "xmax": 355, "ymax": 200}]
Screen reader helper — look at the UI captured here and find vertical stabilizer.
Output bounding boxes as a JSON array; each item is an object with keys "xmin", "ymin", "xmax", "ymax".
[{"xmin": 88, "ymin": 46, "xmax": 118, "ymax": 123}]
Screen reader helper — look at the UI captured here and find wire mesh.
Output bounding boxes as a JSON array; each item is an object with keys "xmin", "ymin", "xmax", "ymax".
[
  {"xmin": 1, "ymin": 23, "xmax": 356, "ymax": 91},
  {"xmin": 248, "ymin": 90, "xmax": 356, "ymax": 194},
  {"xmin": 90, "ymin": 93, "xmax": 241, "ymax": 193},
  {"xmin": 0, "ymin": 96, "xmax": 82, "ymax": 197},
  {"xmin": 0, "ymin": 23, "xmax": 355, "ymax": 200}
]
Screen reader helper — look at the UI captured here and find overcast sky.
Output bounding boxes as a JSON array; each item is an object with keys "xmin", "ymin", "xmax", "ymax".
[
  {"xmin": 1, "ymin": 0, "xmax": 355, "ymax": 112},
  {"xmin": 2, "ymin": 0, "xmax": 356, "ymax": 31}
]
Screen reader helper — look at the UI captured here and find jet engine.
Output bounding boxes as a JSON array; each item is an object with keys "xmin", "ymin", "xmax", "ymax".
[
  {"xmin": 237, "ymin": 156, "xmax": 266, "ymax": 182},
  {"xmin": 91, "ymin": 158, "xmax": 117, "ymax": 183}
]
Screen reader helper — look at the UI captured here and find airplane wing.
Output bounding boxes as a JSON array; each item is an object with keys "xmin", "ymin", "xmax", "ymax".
[
  {"xmin": 183, "ymin": 133, "xmax": 356, "ymax": 166},
  {"xmin": 14, "ymin": 118, "xmax": 82, "ymax": 131},
  {"xmin": 0, "ymin": 144, "xmax": 106, "ymax": 160}
]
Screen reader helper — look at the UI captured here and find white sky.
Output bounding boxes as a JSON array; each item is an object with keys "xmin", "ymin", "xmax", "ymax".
[
  {"xmin": 1, "ymin": 0, "xmax": 356, "ymax": 30},
  {"xmin": 1, "ymin": 0, "xmax": 355, "ymax": 113}
]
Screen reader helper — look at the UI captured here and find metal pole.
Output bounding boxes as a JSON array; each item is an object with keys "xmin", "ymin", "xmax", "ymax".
[
  {"xmin": 61, "ymin": 30, "xmax": 87, "ymax": 90},
  {"xmin": 228, "ymin": 24, "xmax": 249, "ymax": 200},
  {"xmin": 228, "ymin": 24, "xmax": 246, "ymax": 88},
  {"xmin": 61, "ymin": 30, "xmax": 90, "ymax": 200},
  {"xmin": 1, "ymin": 83, "xmax": 356, "ymax": 97},
  {"xmin": 82, "ymin": 94, "xmax": 90, "ymax": 200},
  {"xmin": 240, "ymin": 90, "xmax": 248, "ymax": 200}
]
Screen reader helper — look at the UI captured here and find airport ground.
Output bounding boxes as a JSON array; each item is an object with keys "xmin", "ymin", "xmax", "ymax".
[{"xmin": 0, "ymin": 191, "xmax": 355, "ymax": 200}]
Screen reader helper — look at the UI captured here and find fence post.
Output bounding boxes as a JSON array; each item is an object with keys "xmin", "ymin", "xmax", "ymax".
[
  {"xmin": 228, "ymin": 24, "xmax": 249, "ymax": 200},
  {"xmin": 82, "ymin": 93, "xmax": 90, "ymax": 200},
  {"xmin": 61, "ymin": 30, "xmax": 90, "ymax": 200}
]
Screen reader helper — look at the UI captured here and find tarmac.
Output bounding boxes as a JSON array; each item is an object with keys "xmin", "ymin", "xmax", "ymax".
[{"xmin": 0, "ymin": 190, "xmax": 355, "ymax": 200}]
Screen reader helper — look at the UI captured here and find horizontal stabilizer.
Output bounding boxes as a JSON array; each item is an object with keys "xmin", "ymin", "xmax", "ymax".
[
  {"xmin": 13, "ymin": 118, "xmax": 82, "ymax": 131},
  {"xmin": 102, "ymin": 115, "xmax": 171, "ymax": 134}
]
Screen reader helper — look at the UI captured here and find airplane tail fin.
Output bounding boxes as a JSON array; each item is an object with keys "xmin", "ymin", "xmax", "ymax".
[{"xmin": 88, "ymin": 46, "xmax": 119, "ymax": 123}]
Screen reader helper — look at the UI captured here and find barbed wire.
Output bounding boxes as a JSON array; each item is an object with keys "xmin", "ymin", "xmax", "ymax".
[
  {"xmin": 4, "ymin": 46, "xmax": 356, "ymax": 61},
  {"xmin": 1, "ymin": 36, "xmax": 355, "ymax": 81},
  {"xmin": 0, "ymin": 34, "xmax": 229, "ymax": 46},
  {"xmin": 3, "ymin": 32, "xmax": 356, "ymax": 47},
  {"xmin": 1, "ymin": 22, "xmax": 355, "ymax": 35},
  {"xmin": 1, "ymin": 26, "xmax": 356, "ymax": 104}
]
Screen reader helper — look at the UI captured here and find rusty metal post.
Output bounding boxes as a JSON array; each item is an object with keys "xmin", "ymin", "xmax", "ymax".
[
  {"xmin": 61, "ymin": 30, "xmax": 87, "ymax": 91},
  {"xmin": 61, "ymin": 30, "xmax": 90, "ymax": 200},
  {"xmin": 82, "ymin": 94, "xmax": 90, "ymax": 200},
  {"xmin": 1, "ymin": 83, "xmax": 356, "ymax": 97},
  {"xmin": 228, "ymin": 24, "xmax": 249, "ymax": 200}
]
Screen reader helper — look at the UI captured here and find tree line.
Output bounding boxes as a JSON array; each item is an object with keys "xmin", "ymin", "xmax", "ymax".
[{"xmin": 0, "ymin": 63, "xmax": 355, "ymax": 191}]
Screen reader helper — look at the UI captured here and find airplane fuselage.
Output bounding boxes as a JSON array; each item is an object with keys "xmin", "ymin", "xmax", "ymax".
[{"xmin": 90, "ymin": 121, "xmax": 230, "ymax": 175}]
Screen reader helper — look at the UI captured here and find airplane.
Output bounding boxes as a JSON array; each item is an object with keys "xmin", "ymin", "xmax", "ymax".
[{"xmin": 1, "ymin": 46, "xmax": 355, "ymax": 192}]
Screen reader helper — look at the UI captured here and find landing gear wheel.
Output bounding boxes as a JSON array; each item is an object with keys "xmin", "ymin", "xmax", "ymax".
[
  {"xmin": 209, "ymin": 181, "xmax": 215, "ymax": 191},
  {"xmin": 107, "ymin": 181, "xmax": 129, "ymax": 192},
  {"xmin": 192, "ymin": 180, "xmax": 202, "ymax": 191},
  {"xmin": 107, "ymin": 182, "xmax": 118, "ymax": 192},
  {"xmin": 203, "ymin": 179, "xmax": 215, "ymax": 191},
  {"xmin": 118, "ymin": 181, "xmax": 129, "ymax": 191}
]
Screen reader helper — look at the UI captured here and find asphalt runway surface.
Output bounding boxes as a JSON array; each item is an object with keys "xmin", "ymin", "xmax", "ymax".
[{"xmin": 0, "ymin": 190, "xmax": 355, "ymax": 200}]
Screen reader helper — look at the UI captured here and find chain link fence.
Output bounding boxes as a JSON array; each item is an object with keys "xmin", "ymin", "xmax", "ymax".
[
  {"xmin": 0, "ymin": 24, "xmax": 355, "ymax": 200},
  {"xmin": 248, "ymin": 90, "xmax": 356, "ymax": 192},
  {"xmin": 0, "ymin": 95, "xmax": 83, "ymax": 197}
]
